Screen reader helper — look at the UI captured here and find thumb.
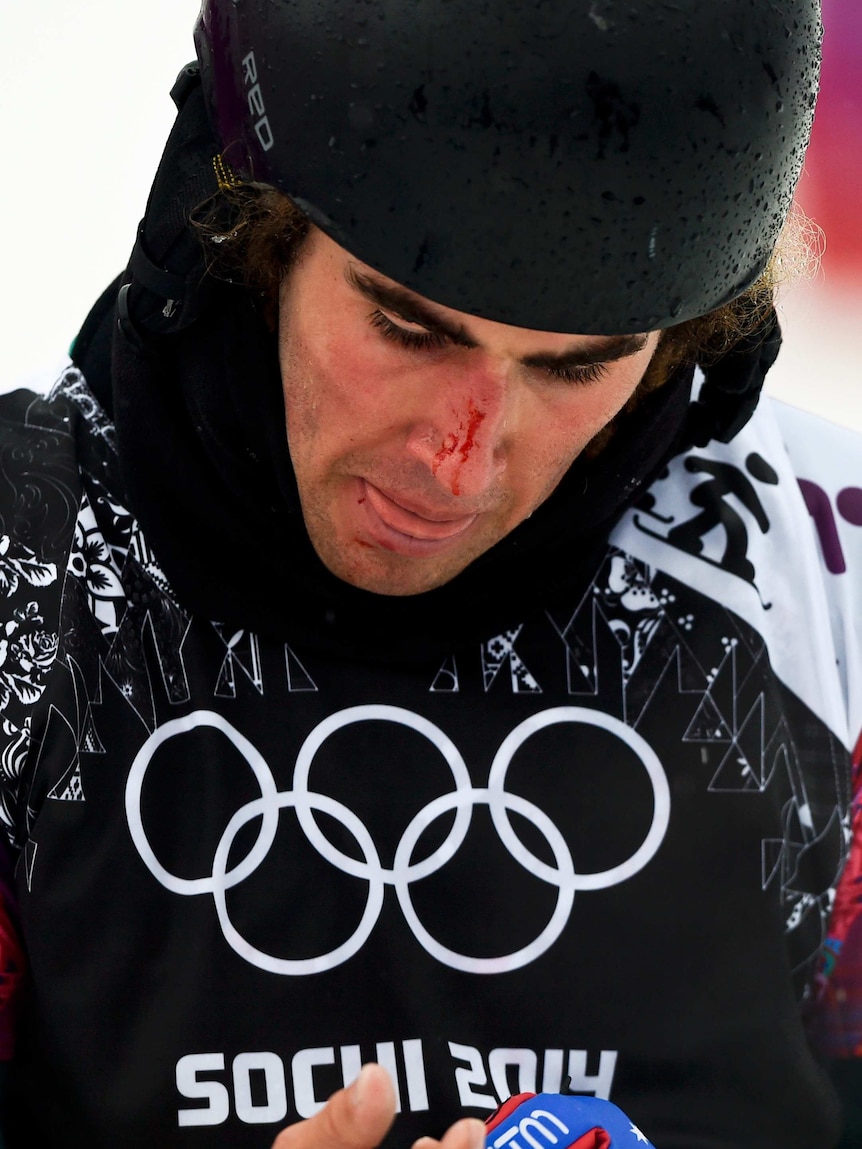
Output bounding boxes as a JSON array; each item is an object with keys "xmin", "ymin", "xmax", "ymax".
[{"xmin": 273, "ymin": 1064, "xmax": 397, "ymax": 1149}]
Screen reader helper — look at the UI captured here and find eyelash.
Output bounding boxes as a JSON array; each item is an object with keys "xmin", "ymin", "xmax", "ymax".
[
  {"xmin": 543, "ymin": 361, "xmax": 609, "ymax": 386},
  {"xmin": 369, "ymin": 309, "xmax": 610, "ymax": 386},
  {"xmin": 369, "ymin": 310, "xmax": 448, "ymax": 350}
]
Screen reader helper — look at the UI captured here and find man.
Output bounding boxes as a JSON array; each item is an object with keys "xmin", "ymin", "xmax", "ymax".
[{"xmin": 1, "ymin": 1, "xmax": 859, "ymax": 1147}]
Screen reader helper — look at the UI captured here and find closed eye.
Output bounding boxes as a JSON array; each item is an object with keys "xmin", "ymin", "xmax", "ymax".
[
  {"xmin": 369, "ymin": 309, "xmax": 449, "ymax": 351},
  {"xmin": 371, "ymin": 308, "xmax": 612, "ymax": 385},
  {"xmin": 541, "ymin": 361, "xmax": 610, "ymax": 386}
]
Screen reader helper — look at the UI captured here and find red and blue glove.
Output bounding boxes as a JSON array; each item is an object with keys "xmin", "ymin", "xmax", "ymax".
[{"xmin": 485, "ymin": 1092, "xmax": 655, "ymax": 1149}]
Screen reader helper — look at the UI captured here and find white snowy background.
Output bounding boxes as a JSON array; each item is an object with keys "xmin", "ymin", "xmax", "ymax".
[{"xmin": 1, "ymin": 2, "xmax": 860, "ymax": 430}]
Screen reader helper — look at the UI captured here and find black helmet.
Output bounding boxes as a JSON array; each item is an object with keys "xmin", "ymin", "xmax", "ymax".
[{"xmin": 194, "ymin": 0, "xmax": 821, "ymax": 334}]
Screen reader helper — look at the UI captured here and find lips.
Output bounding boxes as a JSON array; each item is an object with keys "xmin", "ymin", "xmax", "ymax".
[
  {"xmin": 356, "ymin": 480, "xmax": 480, "ymax": 556},
  {"xmin": 361, "ymin": 481, "xmax": 478, "ymax": 544}
]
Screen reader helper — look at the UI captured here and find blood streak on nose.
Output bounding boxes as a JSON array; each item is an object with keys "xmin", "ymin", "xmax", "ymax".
[
  {"xmin": 431, "ymin": 402, "xmax": 487, "ymax": 496},
  {"xmin": 432, "ymin": 433, "xmax": 459, "ymax": 477}
]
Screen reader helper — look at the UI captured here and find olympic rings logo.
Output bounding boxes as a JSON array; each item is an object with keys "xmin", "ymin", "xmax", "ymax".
[{"xmin": 125, "ymin": 706, "xmax": 670, "ymax": 976}]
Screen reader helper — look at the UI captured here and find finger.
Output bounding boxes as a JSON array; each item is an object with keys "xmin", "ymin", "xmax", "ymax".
[
  {"xmin": 273, "ymin": 1063, "xmax": 397, "ymax": 1149},
  {"xmin": 413, "ymin": 1117, "xmax": 487, "ymax": 1149}
]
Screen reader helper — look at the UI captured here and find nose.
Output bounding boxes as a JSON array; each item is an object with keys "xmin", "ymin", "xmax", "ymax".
[{"xmin": 406, "ymin": 362, "xmax": 510, "ymax": 499}]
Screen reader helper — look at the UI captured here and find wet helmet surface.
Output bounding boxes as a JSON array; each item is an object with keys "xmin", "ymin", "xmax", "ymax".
[{"xmin": 194, "ymin": 0, "xmax": 821, "ymax": 334}]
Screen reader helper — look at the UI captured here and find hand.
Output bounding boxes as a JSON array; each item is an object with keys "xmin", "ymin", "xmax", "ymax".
[{"xmin": 271, "ymin": 1063, "xmax": 486, "ymax": 1149}]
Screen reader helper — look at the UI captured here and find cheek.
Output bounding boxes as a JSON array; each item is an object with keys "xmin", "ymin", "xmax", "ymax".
[
  {"xmin": 279, "ymin": 336, "xmax": 356, "ymax": 462},
  {"xmin": 283, "ymin": 320, "xmax": 405, "ymax": 443},
  {"xmin": 515, "ymin": 357, "xmax": 654, "ymax": 500},
  {"xmin": 524, "ymin": 434, "xmax": 584, "ymax": 504},
  {"xmin": 559, "ymin": 351, "xmax": 656, "ymax": 437},
  {"xmin": 504, "ymin": 420, "xmax": 585, "ymax": 516},
  {"xmin": 539, "ymin": 382, "xmax": 630, "ymax": 455}
]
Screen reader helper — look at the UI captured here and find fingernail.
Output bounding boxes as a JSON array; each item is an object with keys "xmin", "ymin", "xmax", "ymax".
[{"xmin": 350, "ymin": 1063, "xmax": 374, "ymax": 1108}]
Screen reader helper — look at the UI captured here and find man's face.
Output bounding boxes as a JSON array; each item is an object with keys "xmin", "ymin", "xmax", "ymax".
[{"xmin": 278, "ymin": 229, "xmax": 660, "ymax": 596}]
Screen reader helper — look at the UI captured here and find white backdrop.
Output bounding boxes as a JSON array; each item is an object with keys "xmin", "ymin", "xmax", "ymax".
[
  {"xmin": 0, "ymin": 2, "xmax": 199, "ymax": 390},
  {"xmin": 2, "ymin": 2, "xmax": 860, "ymax": 429}
]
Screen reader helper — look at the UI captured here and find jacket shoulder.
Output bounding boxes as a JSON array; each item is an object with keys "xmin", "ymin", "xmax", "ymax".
[
  {"xmin": 0, "ymin": 371, "xmax": 93, "ymax": 847},
  {"xmin": 0, "ymin": 379, "xmax": 84, "ymax": 565}
]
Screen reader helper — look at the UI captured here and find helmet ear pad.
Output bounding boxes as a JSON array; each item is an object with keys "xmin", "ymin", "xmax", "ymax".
[{"xmin": 194, "ymin": 0, "xmax": 821, "ymax": 334}]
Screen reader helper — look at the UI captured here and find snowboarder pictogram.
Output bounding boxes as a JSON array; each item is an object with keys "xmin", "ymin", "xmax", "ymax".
[{"xmin": 635, "ymin": 453, "xmax": 779, "ymax": 602}]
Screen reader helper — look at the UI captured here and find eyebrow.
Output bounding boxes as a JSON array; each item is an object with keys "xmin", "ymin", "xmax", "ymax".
[
  {"xmin": 522, "ymin": 334, "xmax": 649, "ymax": 371},
  {"xmin": 348, "ymin": 266, "xmax": 477, "ymax": 348},
  {"xmin": 346, "ymin": 265, "xmax": 649, "ymax": 368}
]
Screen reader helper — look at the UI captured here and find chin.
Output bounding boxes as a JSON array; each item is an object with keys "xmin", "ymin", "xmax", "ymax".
[
  {"xmin": 337, "ymin": 558, "xmax": 464, "ymax": 597},
  {"xmin": 316, "ymin": 540, "xmax": 476, "ymax": 597}
]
